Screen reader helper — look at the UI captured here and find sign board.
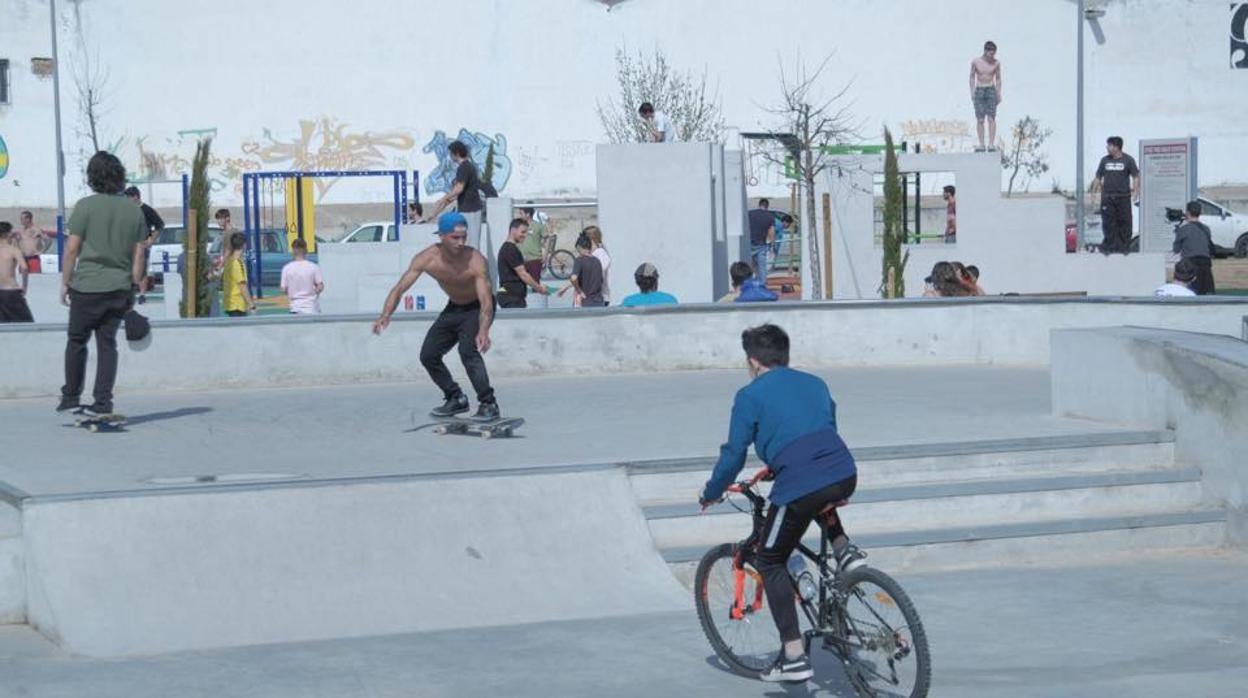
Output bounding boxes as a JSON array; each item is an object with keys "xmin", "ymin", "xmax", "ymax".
[{"xmin": 1138, "ymin": 137, "xmax": 1198, "ymax": 253}]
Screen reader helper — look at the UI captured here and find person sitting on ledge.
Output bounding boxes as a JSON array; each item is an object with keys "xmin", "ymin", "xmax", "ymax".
[
  {"xmin": 620, "ymin": 263, "xmax": 678, "ymax": 307},
  {"xmin": 719, "ymin": 261, "xmax": 778, "ymax": 303}
]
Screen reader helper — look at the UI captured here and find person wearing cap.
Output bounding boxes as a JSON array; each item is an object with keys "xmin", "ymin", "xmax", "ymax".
[
  {"xmin": 373, "ymin": 211, "xmax": 500, "ymax": 421},
  {"xmin": 619, "ymin": 262, "xmax": 679, "ymax": 307}
]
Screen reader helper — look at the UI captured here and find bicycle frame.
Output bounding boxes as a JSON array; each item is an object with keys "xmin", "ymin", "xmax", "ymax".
[{"xmin": 726, "ymin": 469, "xmax": 850, "ymax": 652}]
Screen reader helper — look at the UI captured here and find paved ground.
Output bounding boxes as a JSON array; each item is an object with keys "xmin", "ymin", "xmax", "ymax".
[
  {"xmin": 0, "ymin": 366, "xmax": 1148, "ymax": 497},
  {"xmin": 1, "ymin": 551, "xmax": 1245, "ymax": 697}
]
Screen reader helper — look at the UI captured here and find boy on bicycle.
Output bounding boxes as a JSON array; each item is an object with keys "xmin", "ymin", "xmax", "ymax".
[{"xmin": 699, "ymin": 323, "xmax": 861, "ymax": 683}]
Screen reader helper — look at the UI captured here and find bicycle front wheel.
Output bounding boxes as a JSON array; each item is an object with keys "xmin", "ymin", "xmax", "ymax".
[
  {"xmin": 694, "ymin": 543, "xmax": 779, "ymax": 678},
  {"xmin": 548, "ymin": 249, "xmax": 576, "ymax": 280},
  {"xmin": 833, "ymin": 566, "xmax": 931, "ymax": 698}
]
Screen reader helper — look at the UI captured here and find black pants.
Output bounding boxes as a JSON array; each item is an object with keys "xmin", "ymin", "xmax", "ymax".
[
  {"xmin": 0, "ymin": 290, "xmax": 34, "ymax": 323},
  {"xmin": 1187, "ymin": 256, "xmax": 1216, "ymax": 295},
  {"xmin": 756, "ymin": 475, "xmax": 857, "ymax": 644},
  {"xmin": 420, "ymin": 300, "xmax": 495, "ymax": 404},
  {"xmin": 496, "ymin": 285, "xmax": 527, "ymax": 309},
  {"xmin": 62, "ymin": 288, "xmax": 133, "ymax": 408},
  {"xmin": 1101, "ymin": 196, "xmax": 1133, "ymax": 253}
]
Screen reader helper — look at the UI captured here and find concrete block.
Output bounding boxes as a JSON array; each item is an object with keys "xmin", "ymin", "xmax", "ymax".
[{"xmin": 0, "ymin": 537, "xmax": 23, "ymax": 625}]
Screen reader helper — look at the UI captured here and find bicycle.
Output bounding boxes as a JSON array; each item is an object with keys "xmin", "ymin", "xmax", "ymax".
[
  {"xmin": 538, "ymin": 223, "xmax": 576, "ymax": 281},
  {"xmin": 694, "ymin": 468, "xmax": 931, "ymax": 697}
]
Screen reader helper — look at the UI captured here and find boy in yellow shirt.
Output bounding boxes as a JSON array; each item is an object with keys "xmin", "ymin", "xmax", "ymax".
[{"xmin": 221, "ymin": 232, "xmax": 255, "ymax": 316}]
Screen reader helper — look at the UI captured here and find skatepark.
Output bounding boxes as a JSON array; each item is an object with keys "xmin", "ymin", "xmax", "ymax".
[{"xmin": 1, "ymin": 297, "xmax": 1248, "ymax": 696}]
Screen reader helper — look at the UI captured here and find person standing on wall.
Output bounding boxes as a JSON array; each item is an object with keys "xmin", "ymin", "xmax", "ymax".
[
  {"xmin": 969, "ymin": 41, "xmax": 1002, "ymax": 152},
  {"xmin": 639, "ymin": 102, "xmax": 678, "ymax": 143},
  {"xmin": 496, "ymin": 217, "xmax": 548, "ymax": 309},
  {"xmin": 56, "ymin": 152, "xmax": 148, "ymax": 417},
  {"xmin": 423, "ymin": 140, "xmax": 485, "ymax": 249},
  {"xmin": 1093, "ymin": 136, "xmax": 1140, "ymax": 255},
  {"xmin": 1172, "ymin": 200, "xmax": 1216, "ymax": 295},
  {"xmin": 747, "ymin": 198, "xmax": 776, "ymax": 280}
]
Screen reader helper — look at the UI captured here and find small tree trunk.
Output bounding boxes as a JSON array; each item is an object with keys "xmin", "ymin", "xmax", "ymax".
[{"xmin": 804, "ymin": 155, "xmax": 822, "ymax": 300}]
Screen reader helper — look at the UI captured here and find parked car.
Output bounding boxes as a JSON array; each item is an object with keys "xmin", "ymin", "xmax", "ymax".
[
  {"xmin": 1195, "ymin": 198, "xmax": 1248, "ymax": 258},
  {"xmin": 147, "ymin": 224, "xmax": 223, "ymax": 280},
  {"xmin": 208, "ymin": 229, "xmax": 317, "ymax": 288},
  {"xmin": 339, "ymin": 221, "xmax": 400, "ymax": 243}
]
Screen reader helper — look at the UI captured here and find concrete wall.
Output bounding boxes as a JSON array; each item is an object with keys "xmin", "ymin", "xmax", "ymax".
[
  {"xmin": 0, "ymin": 499, "xmax": 21, "ymax": 624},
  {"xmin": 3, "ymin": 298, "xmax": 1248, "ymax": 399},
  {"xmin": 1051, "ymin": 326, "xmax": 1248, "ymax": 543},
  {"xmin": 597, "ymin": 143, "xmax": 721, "ymax": 303},
  {"xmin": 19, "ymin": 467, "xmax": 685, "ymax": 656},
  {"xmin": 3, "ymin": 0, "xmax": 1247, "ymax": 210},
  {"xmin": 819, "ymin": 152, "xmax": 1165, "ymax": 299}
]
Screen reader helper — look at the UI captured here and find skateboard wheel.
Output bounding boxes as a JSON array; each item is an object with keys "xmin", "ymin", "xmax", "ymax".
[{"xmin": 433, "ymin": 426, "xmax": 448, "ymax": 435}]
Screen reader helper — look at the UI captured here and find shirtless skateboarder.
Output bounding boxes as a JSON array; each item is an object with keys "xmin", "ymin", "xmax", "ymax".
[
  {"xmin": 372, "ymin": 212, "xmax": 500, "ymax": 420},
  {"xmin": 969, "ymin": 40, "xmax": 1002, "ymax": 151}
]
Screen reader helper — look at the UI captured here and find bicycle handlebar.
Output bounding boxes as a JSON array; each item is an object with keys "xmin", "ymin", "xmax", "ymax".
[{"xmin": 726, "ymin": 468, "xmax": 771, "ymax": 494}]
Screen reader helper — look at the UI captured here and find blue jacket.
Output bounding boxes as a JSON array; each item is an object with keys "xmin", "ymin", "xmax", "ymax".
[
  {"xmin": 734, "ymin": 278, "xmax": 779, "ymax": 303},
  {"xmin": 701, "ymin": 367, "xmax": 856, "ymax": 505}
]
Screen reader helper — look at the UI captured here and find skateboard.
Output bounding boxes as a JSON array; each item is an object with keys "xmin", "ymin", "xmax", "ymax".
[
  {"xmin": 430, "ymin": 415, "xmax": 525, "ymax": 439},
  {"xmin": 74, "ymin": 413, "xmax": 127, "ymax": 432}
]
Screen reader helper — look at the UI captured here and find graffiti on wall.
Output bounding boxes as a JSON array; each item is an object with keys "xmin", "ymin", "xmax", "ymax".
[
  {"xmin": 242, "ymin": 118, "xmax": 416, "ymax": 198},
  {"xmin": 1233, "ymin": 3, "xmax": 1248, "ymax": 68},
  {"xmin": 0, "ymin": 133, "xmax": 9, "ymax": 180},
  {"xmin": 422, "ymin": 128, "xmax": 511, "ymax": 196},
  {"xmin": 900, "ymin": 119, "xmax": 976, "ymax": 153}
]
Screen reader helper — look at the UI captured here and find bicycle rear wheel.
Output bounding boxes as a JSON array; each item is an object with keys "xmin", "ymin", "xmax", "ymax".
[
  {"xmin": 694, "ymin": 543, "xmax": 779, "ymax": 678},
  {"xmin": 548, "ymin": 249, "xmax": 576, "ymax": 280},
  {"xmin": 833, "ymin": 566, "xmax": 931, "ymax": 698}
]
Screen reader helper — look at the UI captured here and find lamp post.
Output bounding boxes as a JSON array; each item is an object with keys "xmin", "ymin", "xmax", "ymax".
[
  {"xmin": 1075, "ymin": 1, "xmax": 1107, "ymax": 248},
  {"xmin": 50, "ymin": 0, "xmax": 67, "ymax": 236}
]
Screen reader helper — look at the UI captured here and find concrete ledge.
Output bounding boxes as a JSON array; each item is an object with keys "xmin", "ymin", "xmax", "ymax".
[
  {"xmin": 1052, "ymin": 326, "xmax": 1248, "ymax": 543},
  {"xmin": 3, "ymin": 298, "xmax": 1247, "ymax": 398}
]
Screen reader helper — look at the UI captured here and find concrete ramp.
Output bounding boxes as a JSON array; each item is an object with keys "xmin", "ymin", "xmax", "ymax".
[{"xmin": 20, "ymin": 466, "xmax": 686, "ymax": 657}]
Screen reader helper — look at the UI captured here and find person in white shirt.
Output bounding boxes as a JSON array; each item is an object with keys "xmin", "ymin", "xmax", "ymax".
[
  {"xmin": 638, "ymin": 102, "xmax": 678, "ymax": 143},
  {"xmin": 585, "ymin": 225, "xmax": 612, "ymax": 304},
  {"xmin": 281, "ymin": 238, "xmax": 324, "ymax": 314},
  {"xmin": 1154, "ymin": 259, "xmax": 1198, "ymax": 298}
]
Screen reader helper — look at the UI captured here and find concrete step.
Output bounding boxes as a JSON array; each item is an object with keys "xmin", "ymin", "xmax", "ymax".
[
  {"xmin": 628, "ymin": 430, "xmax": 1177, "ymax": 507},
  {"xmin": 646, "ymin": 475, "xmax": 1207, "ymax": 550}
]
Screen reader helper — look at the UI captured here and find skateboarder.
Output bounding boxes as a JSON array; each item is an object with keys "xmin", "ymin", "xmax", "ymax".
[
  {"xmin": 58, "ymin": 152, "xmax": 148, "ymax": 417},
  {"xmin": 372, "ymin": 212, "xmax": 499, "ymax": 420}
]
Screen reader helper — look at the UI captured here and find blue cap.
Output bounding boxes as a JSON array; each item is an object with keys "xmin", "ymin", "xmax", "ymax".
[{"xmin": 437, "ymin": 212, "xmax": 467, "ymax": 234}]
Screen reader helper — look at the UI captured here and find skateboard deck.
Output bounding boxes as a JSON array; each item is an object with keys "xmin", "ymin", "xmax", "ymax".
[
  {"xmin": 430, "ymin": 415, "xmax": 525, "ymax": 439},
  {"xmin": 74, "ymin": 413, "xmax": 127, "ymax": 432}
]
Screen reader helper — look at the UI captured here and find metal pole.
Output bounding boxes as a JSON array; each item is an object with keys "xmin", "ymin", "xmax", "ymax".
[
  {"xmin": 1075, "ymin": 0, "xmax": 1086, "ymax": 247},
  {"xmin": 50, "ymin": 0, "xmax": 66, "ymax": 222}
]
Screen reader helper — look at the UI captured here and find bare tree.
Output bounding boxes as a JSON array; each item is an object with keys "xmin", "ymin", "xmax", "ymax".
[
  {"xmin": 596, "ymin": 47, "xmax": 725, "ymax": 143},
  {"xmin": 760, "ymin": 54, "xmax": 857, "ymax": 299},
  {"xmin": 1000, "ymin": 115, "xmax": 1052, "ymax": 197},
  {"xmin": 68, "ymin": 1, "xmax": 110, "ymax": 155}
]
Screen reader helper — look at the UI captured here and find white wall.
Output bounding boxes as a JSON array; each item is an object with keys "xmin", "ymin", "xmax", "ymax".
[
  {"xmin": 3, "ymin": 297, "xmax": 1247, "ymax": 398},
  {"xmin": 2, "ymin": 0, "xmax": 1246, "ymax": 211}
]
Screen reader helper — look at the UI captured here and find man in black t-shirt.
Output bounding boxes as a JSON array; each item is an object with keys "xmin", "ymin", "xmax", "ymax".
[
  {"xmin": 1093, "ymin": 136, "xmax": 1140, "ymax": 255},
  {"xmin": 424, "ymin": 140, "xmax": 485, "ymax": 249},
  {"xmin": 496, "ymin": 218, "xmax": 548, "ymax": 308},
  {"xmin": 747, "ymin": 198, "xmax": 775, "ymax": 279}
]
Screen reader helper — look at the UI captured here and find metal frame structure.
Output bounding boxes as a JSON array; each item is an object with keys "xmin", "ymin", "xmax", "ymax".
[{"xmin": 241, "ymin": 169, "xmax": 409, "ymax": 297}]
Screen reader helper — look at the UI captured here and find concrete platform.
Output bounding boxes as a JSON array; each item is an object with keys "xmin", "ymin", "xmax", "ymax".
[
  {"xmin": 0, "ymin": 366, "xmax": 1146, "ymax": 498},
  {"xmin": 2, "ymin": 551, "xmax": 1246, "ymax": 697}
]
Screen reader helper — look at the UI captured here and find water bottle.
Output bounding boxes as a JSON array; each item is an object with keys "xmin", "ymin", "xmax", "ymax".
[{"xmin": 787, "ymin": 554, "xmax": 818, "ymax": 602}]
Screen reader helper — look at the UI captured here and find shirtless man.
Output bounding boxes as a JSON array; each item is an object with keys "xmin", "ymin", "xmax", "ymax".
[
  {"xmin": 0, "ymin": 222, "xmax": 35, "ymax": 322},
  {"xmin": 17, "ymin": 211, "xmax": 47, "ymax": 274},
  {"xmin": 372, "ymin": 212, "xmax": 499, "ymax": 420},
  {"xmin": 969, "ymin": 41, "xmax": 1002, "ymax": 152}
]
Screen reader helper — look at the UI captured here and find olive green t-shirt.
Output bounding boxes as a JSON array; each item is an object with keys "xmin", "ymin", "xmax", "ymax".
[
  {"xmin": 517, "ymin": 219, "xmax": 546, "ymax": 261},
  {"xmin": 67, "ymin": 193, "xmax": 147, "ymax": 293}
]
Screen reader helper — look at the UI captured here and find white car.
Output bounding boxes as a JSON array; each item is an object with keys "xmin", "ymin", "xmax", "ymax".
[
  {"xmin": 1195, "ymin": 198, "xmax": 1248, "ymax": 258},
  {"xmin": 339, "ymin": 221, "xmax": 400, "ymax": 243},
  {"xmin": 147, "ymin": 224, "xmax": 223, "ymax": 278}
]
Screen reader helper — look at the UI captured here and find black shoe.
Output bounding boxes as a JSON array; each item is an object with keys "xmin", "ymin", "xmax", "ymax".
[
  {"xmin": 472, "ymin": 401, "xmax": 500, "ymax": 422},
  {"xmin": 82, "ymin": 402, "xmax": 114, "ymax": 417},
  {"xmin": 760, "ymin": 652, "xmax": 814, "ymax": 683},
  {"xmin": 55, "ymin": 396, "xmax": 81, "ymax": 413},
  {"xmin": 430, "ymin": 394, "xmax": 469, "ymax": 418}
]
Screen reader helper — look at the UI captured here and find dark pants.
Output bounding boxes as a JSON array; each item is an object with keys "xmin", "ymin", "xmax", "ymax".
[
  {"xmin": 755, "ymin": 475, "xmax": 858, "ymax": 644},
  {"xmin": 420, "ymin": 300, "xmax": 495, "ymax": 404},
  {"xmin": 1101, "ymin": 196, "xmax": 1133, "ymax": 253},
  {"xmin": 226, "ymin": 310, "xmax": 247, "ymax": 317},
  {"xmin": 1187, "ymin": 256, "xmax": 1216, "ymax": 295},
  {"xmin": 496, "ymin": 283, "xmax": 527, "ymax": 309},
  {"xmin": 523, "ymin": 259, "xmax": 544, "ymax": 283},
  {"xmin": 62, "ymin": 288, "xmax": 133, "ymax": 408},
  {"xmin": 0, "ymin": 290, "xmax": 34, "ymax": 323}
]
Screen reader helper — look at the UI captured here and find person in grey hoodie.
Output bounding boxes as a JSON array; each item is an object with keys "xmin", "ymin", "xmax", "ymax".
[{"xmin": 1172, "ymin": 200, "xmax": 1215, "ymax": 295}]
